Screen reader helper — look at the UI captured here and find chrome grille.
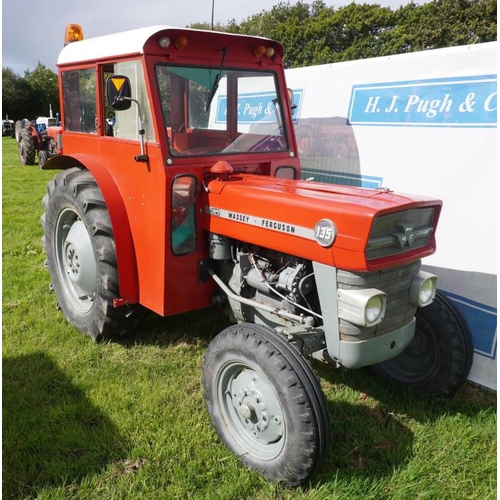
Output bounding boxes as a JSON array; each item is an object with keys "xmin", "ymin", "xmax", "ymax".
[{"xmin": 366, "ymin": 208, "xmax": 435, "ymax": 260}]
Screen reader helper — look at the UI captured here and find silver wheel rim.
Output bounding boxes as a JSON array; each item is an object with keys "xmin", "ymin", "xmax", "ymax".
[
  {"xmin": 217, "ymin": 361, "xmax": 286, "ymax": 461},
  {"xmin": 55, "ymin": 208, "xmax": 97, "ymax": 313}
]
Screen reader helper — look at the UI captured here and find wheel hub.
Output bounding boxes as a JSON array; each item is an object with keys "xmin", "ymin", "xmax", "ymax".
[
  {"xmin": 63, "ymin": 220, "xmax": 97, "ymax": 296},
  {"xmin": 56, "ymin": 209, "xmax": 98, "ymax": 313},
  {"xmin": 237, "ymin": 402, "xmax": 254, "ymax": 420},
  {"xmin": 66, "ymin": 244, "xmax": 80, "ymax": 278},
  {"xmin": 230, "ymin": 370, "xmax": 283, "ymax": 443}
]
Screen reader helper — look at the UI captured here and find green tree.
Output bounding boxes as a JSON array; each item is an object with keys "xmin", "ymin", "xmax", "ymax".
[
  {"xmin": 2, "ymin": 63, "xmax": 59, "ymax": 121},
  {"xmin": 206, "ymin": 0, "xmax": 496, "ymax": 67},
  {"xmin": 188, "ymin": 21, "xmax": 230, "ymax": 32},
  {"xmin": 23, "ymin": 62, "xmax": 59, "ymax": 118},
  {"xmin": 237, "ymin": 1, "xmax": 334, "ymax": 67},
  {"xmin": 2, "ymin": 67, "xmax": 31, "ymax": 119},
  {"xmin": 327, "ymin": 3, "xmax": 397, "ymax": 61},
  {"xmin": 388, "ymin": 0, "xmax": 497, "ymax": 52}
]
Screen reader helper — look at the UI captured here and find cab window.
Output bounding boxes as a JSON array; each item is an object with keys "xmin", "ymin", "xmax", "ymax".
[
  {"xmin": 156, "ymin": 65, "xmax": 288, "ymax": 157},
  {"xmin": 61, "ymin": 68, "xmax": 97, "ymax": 133},
  {"xmin": 102, "ymin": 59, "xmax": 155, "ymax": 142}
]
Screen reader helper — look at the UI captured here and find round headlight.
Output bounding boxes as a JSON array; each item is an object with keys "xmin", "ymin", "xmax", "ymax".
[
  {"xmin": 419, "ymin": 278, "xmax": 436, "ymax": 306},
  {"xmin": 365, "ymin": 295, "xmax": 384, "ymax": 324}
]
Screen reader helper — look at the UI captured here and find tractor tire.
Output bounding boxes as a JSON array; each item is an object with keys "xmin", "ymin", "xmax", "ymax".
[
  {"xmin": 41, "ymin": 167, "xmax": 144, "ymax": 341},
  {"xmin": 14, "ymin": 120, "xmax": 24, "ymax": 142},
  {"xmin": 372, "ymin": 291, "xmax": 473, "ymax": 397},
  {"xmin": 18, "ymin": 127, "xmax": 36, "ymax": 165},
  {"xmin": 203, "ymin": 323, "xmax": 331, "ymax": 486},
  {"xmin": 38, "ymin": 150, "xmax": 48, "ymax": 169}
]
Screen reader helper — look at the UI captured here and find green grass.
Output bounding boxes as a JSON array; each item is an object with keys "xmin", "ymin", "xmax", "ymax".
[{"xmin": 2, "ymin": 136, "xmax": 497, "ymax": 499}]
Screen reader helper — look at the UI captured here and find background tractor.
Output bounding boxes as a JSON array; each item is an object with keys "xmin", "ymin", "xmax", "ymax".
[{"xmin": 16, "ymin": 106, "xmax": 59, "ymax": 167}]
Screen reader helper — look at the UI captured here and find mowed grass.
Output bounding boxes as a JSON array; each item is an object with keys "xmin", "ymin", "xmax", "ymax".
[{"xmin": 2, "ymin": 136, "xmax": 496, "ymax": 500}]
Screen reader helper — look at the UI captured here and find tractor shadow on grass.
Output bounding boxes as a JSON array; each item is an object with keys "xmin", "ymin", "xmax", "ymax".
[
  {"xmin": 314, "ymin": 359, "xmax": 496, "ymax": 424},
  {"xmin": 314, "ymin": 366, "xmax": 416, "ymax": 484},
  {"xmin": 115, "ymin": 306, "xmax": 232, "ymax": 350},
  {"xmin": 310, "ymin": 359, "xmax": 496, "ymax": 485},
  {"xmin": 2, "ymin": 352, "xmax": 130, "ymax": 499}
]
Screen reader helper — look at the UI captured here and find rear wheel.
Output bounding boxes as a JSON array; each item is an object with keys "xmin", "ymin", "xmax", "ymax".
[
  {"xmin": 18, "ymin": 127, "xmax": 36, "ymax": 165},
  {"xmin": 372, "ymin": 291, "xmax": 473, "ymax": 397},
  {"xmin": 203, "ymin": 323, "xmax": 331, "ymax": 486},
  {"xmin": 41, "ymin": 167, "xmax": 143, "ymax": 341}
]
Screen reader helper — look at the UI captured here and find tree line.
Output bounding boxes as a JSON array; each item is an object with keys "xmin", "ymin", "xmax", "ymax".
[
  {"xmin": 2, "ymin": 63, "xmax": 59, "ymax": 122},
  {"xmin": 2, "ymin": 0, "xmax": 496, "ymax": 121}
]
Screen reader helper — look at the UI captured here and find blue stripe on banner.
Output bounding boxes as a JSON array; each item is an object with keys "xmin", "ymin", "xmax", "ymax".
[
  {"xmin": 443, "ymin": 291, "xmax": 497, "ymax": 359},
  {"xmin": 348, "ymin": 75, "xmax": 497, "ymax": 128},
  {"xmin": 301, "ymin": 168, "xmax": 383, "ymax": 188}
]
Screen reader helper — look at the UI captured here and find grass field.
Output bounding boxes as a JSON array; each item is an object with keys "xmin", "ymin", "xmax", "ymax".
[{"xmin": 2, "ymin": 136, "xmax": 497, "ymax": 499}]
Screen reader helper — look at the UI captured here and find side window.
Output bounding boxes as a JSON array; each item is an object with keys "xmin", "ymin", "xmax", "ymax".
[
  {"xmin": 104, "ymin": 60, "xmax": 155, "ymax": 142},
  {"xmin": 62, "ymin": 68, "xmax": 96, "ymax": 133},
  {"xmin": 171, "ymin": 175, "xmax": 197, "ymax": 255}
]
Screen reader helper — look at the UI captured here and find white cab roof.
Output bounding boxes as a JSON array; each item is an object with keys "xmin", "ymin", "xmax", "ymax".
[
  {"xmin": 57, "ymin": 25, "xmax": 172, "ymax": 66},
  {"xmin": 57, "ymin": 25, "xmax": 271, "ymax": 66}
]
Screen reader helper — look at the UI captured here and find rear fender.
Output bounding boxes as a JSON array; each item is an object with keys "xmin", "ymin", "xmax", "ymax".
[
  {"xmin": 27, "ymin": 125, "xmax": 41, "ymax": 149},
  {"xmin": 42, "ymin": 153, "xmax": 139, "ymax": 304}
]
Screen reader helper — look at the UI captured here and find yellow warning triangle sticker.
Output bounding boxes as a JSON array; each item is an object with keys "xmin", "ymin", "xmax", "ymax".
[{"xmin": 112, "ymin": 77, "xmax": 126, "ymax": 92}]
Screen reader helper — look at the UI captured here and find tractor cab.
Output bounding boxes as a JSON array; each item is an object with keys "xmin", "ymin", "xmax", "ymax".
[
  {"xmin": 55, "ymin": 24, "xmax": 300, "ymax": 177},
  {"xmin": 43, "ymin": 25, "xmax": 301, "ymax": 318}
]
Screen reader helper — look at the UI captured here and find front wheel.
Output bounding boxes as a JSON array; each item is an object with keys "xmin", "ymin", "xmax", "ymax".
[
  {"xmin": 38, "ymin": 150, "xmax": 48, "ymax": 168},
  {"xmin": 372, "ymin": 291, "xmax": 473, "ymax": 397},
  {"xmin": 41, "ymin": 167, "xmax": 143, "ymax": 340},
  {"xmin": 203, "ymin": 323, "xmax": 331, "ymax": 486}
]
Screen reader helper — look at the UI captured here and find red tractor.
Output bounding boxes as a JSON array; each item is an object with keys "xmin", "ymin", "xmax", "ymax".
[
  {"xmin": 40, "ymin": 24, "xmax": 472, "ymax": 486},
  {"xmin": 16, "ymin": 109, "xmax": 59, "ymax": 167}
]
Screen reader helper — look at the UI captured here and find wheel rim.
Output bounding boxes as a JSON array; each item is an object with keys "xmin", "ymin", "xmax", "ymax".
[
  {"xmin": 217, "ymin": 361, "xmax": 286, "ymax": 461},
  {"xmin": 55, "ymin": 208, "xmax": 97, "ymax": 313},
  {"xmin": 381, "ymin": 317, "xmax": 439, "ymax": 383}
]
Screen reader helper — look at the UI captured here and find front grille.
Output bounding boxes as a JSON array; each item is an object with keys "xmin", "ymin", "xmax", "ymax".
[
  {"xmin": 366, "ymin": 208, "xmax": 435, "ymax": 260},
  {"xmin": 337, "ymin": 260, "xmax": 421, "ymax": 341}
]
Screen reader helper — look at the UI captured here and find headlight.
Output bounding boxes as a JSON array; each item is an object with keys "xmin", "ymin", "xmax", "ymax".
[
  {"xmin": 337, "ymin": 288, "xmax": 387, "ymax": 327},
  {"xmin": 410, "ymin": 271, "xmax": 437, "ymax": 307},
  {"xmin": 365, "ymin": 295, "xmax": 384, "ymax": 324}
]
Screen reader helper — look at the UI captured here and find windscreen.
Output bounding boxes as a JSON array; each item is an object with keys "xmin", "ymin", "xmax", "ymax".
[{"xmin": 155, "ymin": 65, "xmax": 289, "ymax": 157}]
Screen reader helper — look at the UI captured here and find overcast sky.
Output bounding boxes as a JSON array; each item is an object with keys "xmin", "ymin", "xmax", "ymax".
[{"xmin": 2, "ymin": 0, "xmax": 417, "ymax": 75}]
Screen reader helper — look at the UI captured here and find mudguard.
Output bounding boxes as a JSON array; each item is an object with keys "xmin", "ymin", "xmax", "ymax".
[{"xmin": 42, "ymin": 153, "xmax": 139, "ymax": 304}]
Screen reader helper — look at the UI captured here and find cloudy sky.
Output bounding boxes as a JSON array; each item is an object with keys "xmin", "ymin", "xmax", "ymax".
[{"xmin": 2, "ymin": 0, "xmax": 417, "ymax": 75}]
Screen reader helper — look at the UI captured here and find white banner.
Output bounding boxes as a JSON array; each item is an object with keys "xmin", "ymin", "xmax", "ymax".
[{"xmin": 286, "ymin": 42, "xmax": 497, "ymax": 390}]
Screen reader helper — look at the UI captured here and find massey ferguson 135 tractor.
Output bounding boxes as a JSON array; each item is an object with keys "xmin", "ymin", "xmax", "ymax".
[{"xmin": 40, "ymin": 24, "xmax": 472, "ymax": 486}]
